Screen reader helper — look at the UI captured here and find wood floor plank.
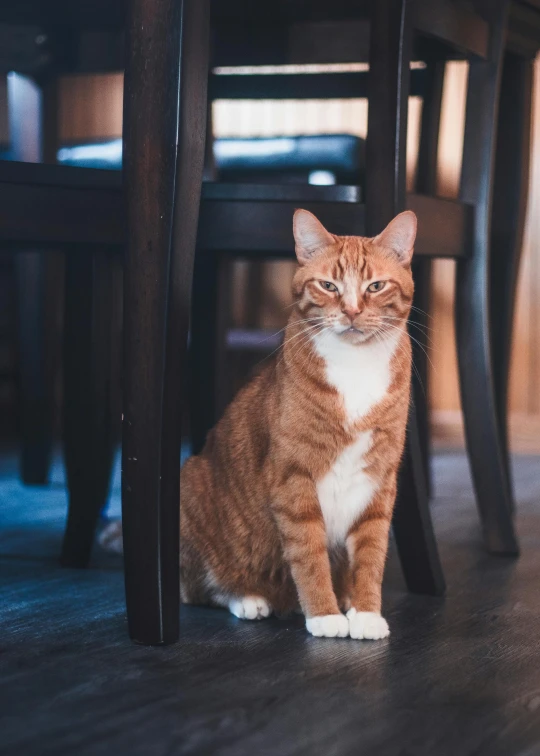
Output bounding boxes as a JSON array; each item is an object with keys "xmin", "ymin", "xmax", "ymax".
[{"xmin": 1, "ymin": 452, "xmax": 540, "ymax": 755}]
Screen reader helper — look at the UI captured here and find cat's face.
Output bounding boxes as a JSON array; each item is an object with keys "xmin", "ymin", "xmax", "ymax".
[{"xmin": 292, "ymin": 210, "xmax": 416, "ymax": 345}]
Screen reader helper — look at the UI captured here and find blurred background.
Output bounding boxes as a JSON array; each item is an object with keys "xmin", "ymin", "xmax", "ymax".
[{"xmin": 0, "ymin": 57, "xmax": 539, "ymax": 454}]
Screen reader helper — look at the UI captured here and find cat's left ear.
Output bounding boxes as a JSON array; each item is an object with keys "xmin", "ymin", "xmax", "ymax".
[
  {"xmin": 293, "ymin": 209, "xmax": 335, "ymax": 264},
  {"xmin": 373, "ymin": 211, "xmax": 417, "ymax": 266}
]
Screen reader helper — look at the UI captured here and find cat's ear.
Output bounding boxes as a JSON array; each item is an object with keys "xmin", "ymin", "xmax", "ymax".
[
  {"xmin": 293, "ymin": 209, "xmax": 335, "ymax": 264},
  {"xmin": 373, "ymin": 211, "xmax": 417, "ymax": 265}
]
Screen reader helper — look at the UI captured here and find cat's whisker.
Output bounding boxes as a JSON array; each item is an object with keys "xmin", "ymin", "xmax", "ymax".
[
  {"xmin": 281, "ymin": 320, "xmax": 327, "ymax": 348},
  {"xmin": 253, "ymin": 320, "xmax": 326, "ymax": 369},
  {"xmin": 371, "ymin": 327, "xmax": 426, "ymax": 396},
  {"xmin": 288, "ymin": 322, "xmax": 331, "ymax": 361},
  {"xmin": 379, "ymin": 318, "xmax": 433, "ymax": 352},
  {"xmin": 292, "ymin": 315, "xmax": 327, "ymax": 323},
  {"xmin": 409, "ymin": 304, "xmax": 434, "ymax": 320},
  {"xmin": 280, "ymin": 323, "xmax": 328, "ymax": 367},
  {"xmin": 371, "ymin": 323, "xmax": 425, "ymax": 374},
  {"xmin": 250, "ymin": 319, "xmax": 326, "ymax": 367},
  {"xmin": 377, "ymin": 320, "xmax": 436, "ymax": 371},
  {"xmin": 409, "ymin": 359, "xmax": 427, "ymax": 397},
  {"xmin": 387, "ymin": 321, "xmax": 434, "ymax": 346},
  {"xmin": 385, "ymin": 314, "xmax": 434, "ymax": 333},
  {"xmin": 380, "ymin": 314, "xmax": 434, "ymax": 337},
  {"xmin": 407, "ymin": 319, "xmax": 434, "ymax": 332},
  {"xmin": 388, "ymin": 323, "xmax": 434, "ymax": 344},
  {"xmin": 294, "ymin": 325, "xmax": 333, "ymax": 373},
  {"xmin": 250, "ymin": 316, "xmax": 326, "ymax": 349},
  {"xmin": 273, "ymin": 322, "xmax": 328, "ymax": 366}
]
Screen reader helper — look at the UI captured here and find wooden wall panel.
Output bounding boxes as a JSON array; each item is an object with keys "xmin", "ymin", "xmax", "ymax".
[
  {"xmin": 429, "ymin": 62, "xmax": 467, "ymax": 417},
  {"xmin": 509, "ymin": 55, "xmax": 540, "ymax": 419},
  {"xmin": 58, "ymin": 73, "xmax": 123, "ymax": 143},
  {"xmin": 431, "ymin": 58, "xmax": 540, "ymax": 450}
]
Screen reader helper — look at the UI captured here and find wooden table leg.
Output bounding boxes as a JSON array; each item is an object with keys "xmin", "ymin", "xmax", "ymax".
[
  {"xmin": 122, "ymin": 0, "xmax": 209, "ymax": 645},
  {"xmin": 489, "ymin": 51, "xmax": 533, "ymax": 502}
]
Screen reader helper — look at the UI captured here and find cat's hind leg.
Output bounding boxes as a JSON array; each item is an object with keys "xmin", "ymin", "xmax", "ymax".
[{"xmin": 228, "ymin": 596, "xmax": 273, "ymax": 620}]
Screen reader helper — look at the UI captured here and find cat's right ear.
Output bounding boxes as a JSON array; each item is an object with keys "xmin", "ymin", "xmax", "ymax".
[{"xmin": 293, "ymin": 209, "xmax": 335, "ymax": 264}]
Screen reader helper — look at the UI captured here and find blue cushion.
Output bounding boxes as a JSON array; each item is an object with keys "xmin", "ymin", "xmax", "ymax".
[{"xmin": 56, "ymin": 134, "xmax": 364, "ymax": 185}]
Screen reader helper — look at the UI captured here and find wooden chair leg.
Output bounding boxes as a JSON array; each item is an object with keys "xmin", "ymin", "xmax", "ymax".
[
  {"xmin": 366, "ymin": 0, "xmax": 445, "ymax": 594},
  {"xmin": 411, "ymin": 260, "xmax": 432, "ymax": 495},
  {"xmin": 122, "ymin": 0, "xmax": 209, "ymax": 645},
  {"xmin": 393, "ymin": 402, "xmax": 446, "ymax": 595},
  {"xmin": 190, "ymin": 252, "xmax": 220, "ymax": 456},
  {"xmin": 61, "ymin": 250, "xmax": 116, "ymax": 567},
  {"xmin": 191, "ymin": 252, "xmax": 234, "ymax": 456},
  {"xmin": 15, "ymin": 252, "xmax": 53, "ymax": 485},
  {"xmin": 456, "ymin": 0, "xmax": 519, "ymax": 556},
  {"xmin": 489, "ymin": 51, "xmax": 533, "ymax": 502}
]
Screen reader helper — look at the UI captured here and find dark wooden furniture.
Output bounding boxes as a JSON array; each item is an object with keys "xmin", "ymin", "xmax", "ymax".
[
  {"xmin": 455, "ymin": 0, "xmax": 518, "ymax": 553},
  {"xmin": 2, "ymin": 0, "xmax": 539, "ymax": 646},
  {"xmin": 0, "ymin": 159, "xmax": 122, "ymax": 567},
  {"xmin": 188, "ymin": 0, "xmax": 529, "ymax": 568},
  {"xmin": 121, "ymin": 0, "xmax": 210, "ymax": 645}
]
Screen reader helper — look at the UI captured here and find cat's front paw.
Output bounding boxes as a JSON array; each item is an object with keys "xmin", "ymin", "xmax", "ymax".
[
  {"xmin": 306, "ymin": 614, "xmax": 349, "ymax": 638},
  {"xmin": 346, "ymin": 609, "xmax": 390, "ymax": 640},
  {"xmin": 228, "ymin": 596, "xmax": 272, "ymax": 620}
]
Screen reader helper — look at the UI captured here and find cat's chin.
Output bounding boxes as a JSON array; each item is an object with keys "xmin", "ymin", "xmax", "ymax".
[{"xmin": 335, "ymin": 326, "xmax": 375, "ymax": 345}]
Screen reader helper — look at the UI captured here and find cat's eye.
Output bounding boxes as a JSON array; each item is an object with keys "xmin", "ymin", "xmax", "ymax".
[
  {"xmin": 367, "ymin": 281, "xmax": 386, "ymax": 293},
  {"xmin": 320, "ymin": 281, "xmax": 338, "ymax": 292}
]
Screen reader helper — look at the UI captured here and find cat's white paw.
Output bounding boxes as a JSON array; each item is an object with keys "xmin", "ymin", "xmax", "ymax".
[
  {"xmin": 228, "ymin": 596, "xmax": 272, "ymax": 620},
  {"xmin": 347, "ymin": 609, "xmax": 390, "ymax": 640},
  {"xmin": 98, "ymin": 520, "xmax": 123, "ymax": 554},
  {"xmin": 306, "ymin": 614, "xmax": 349, "ymax": 638}
]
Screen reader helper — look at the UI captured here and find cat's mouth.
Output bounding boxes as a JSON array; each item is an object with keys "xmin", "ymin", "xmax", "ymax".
[{"xmin": 336, "ymin": 325, "xmax": 373, "ymax": 344}]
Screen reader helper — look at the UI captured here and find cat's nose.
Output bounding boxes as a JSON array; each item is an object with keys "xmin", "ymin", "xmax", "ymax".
[{"xmin": 342, "ymin": 305, "xmax": 362, "ymax": 321}]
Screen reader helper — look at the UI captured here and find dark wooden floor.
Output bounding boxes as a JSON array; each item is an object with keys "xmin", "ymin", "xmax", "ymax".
[{"xmin": 2, "ymin": 450, "xmax": 540, "ymax": 756}]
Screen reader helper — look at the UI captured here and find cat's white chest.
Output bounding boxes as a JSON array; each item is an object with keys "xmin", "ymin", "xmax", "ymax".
[
  {"xmin": 313, "ymin": 330, "xmax": 398, "ymax": 544},
  {"xmin": 314, "ymin": 330, "xmax": 398, "ymax": 424},
  {"xmin": 316, "ymin": 431, "xmax": 375, "ymax": 545}
]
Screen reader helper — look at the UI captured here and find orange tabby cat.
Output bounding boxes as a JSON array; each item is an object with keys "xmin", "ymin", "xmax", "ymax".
[{"xmin": 180, "ymin": 209, "xmax": 416, "ymax": 639}]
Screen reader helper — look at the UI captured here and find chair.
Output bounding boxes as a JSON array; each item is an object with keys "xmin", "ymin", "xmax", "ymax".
[
  {"xmin": 190, "ymin": 0, "xmax": 521, "ymax": 567},
  {"xmin": 201, "ymin": 2, "xmax": 535, "ymax": 562}
]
